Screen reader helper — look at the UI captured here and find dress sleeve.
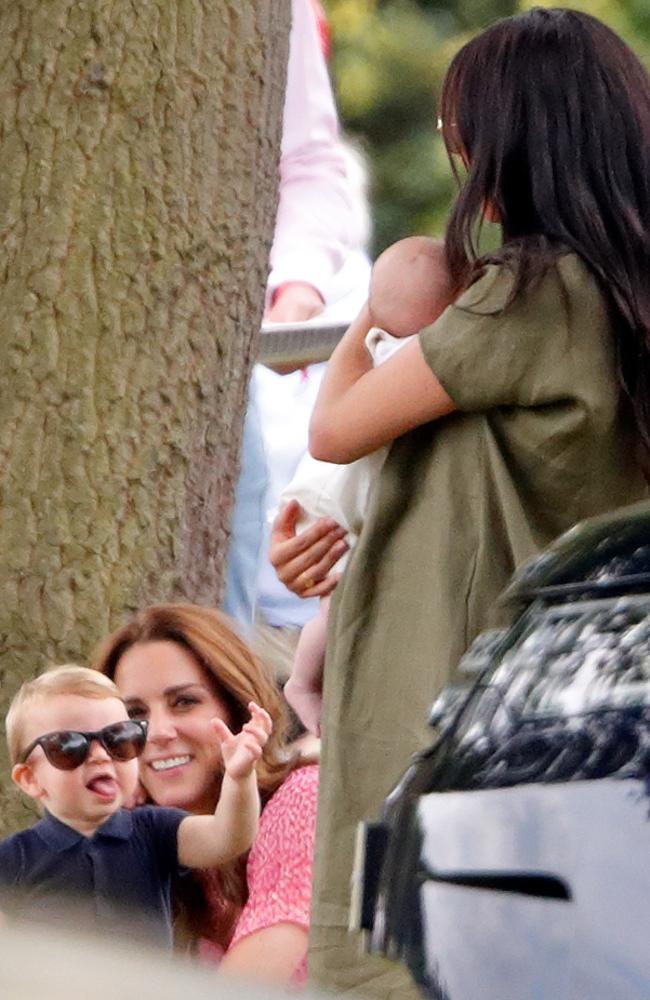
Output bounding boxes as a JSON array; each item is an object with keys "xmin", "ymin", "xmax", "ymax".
[
  {"xmin": 267, "ymin": 0, "xmax": 357, "ymax": 297},
  {"xmin": 419, "ymin": 257, "xmax": 593, "ymax": 412},
  {"xmin": 228, "ymin": 765, "xmax": 318, "ymax": 946}
]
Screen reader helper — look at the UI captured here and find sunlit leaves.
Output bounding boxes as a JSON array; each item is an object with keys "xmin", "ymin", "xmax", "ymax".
[{"xmin": 324, "ymin": 0, "xmax": 650, "ymax": 253}]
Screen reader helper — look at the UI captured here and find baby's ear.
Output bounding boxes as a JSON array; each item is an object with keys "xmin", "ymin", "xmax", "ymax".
[{"xmin": 12, "ymin": 763, "xmax": 44, "ymax": 801}]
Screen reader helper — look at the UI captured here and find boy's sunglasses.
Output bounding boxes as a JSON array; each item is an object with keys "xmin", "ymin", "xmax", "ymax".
[{"xmin": 19, "ymin": 720, "xmax": 148, "ymax": 771}]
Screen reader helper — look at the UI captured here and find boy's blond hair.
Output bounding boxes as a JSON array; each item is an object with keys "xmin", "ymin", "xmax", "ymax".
[{"xmin": 5, "ymin": 665, "xmax": 120, "ymax": 766}]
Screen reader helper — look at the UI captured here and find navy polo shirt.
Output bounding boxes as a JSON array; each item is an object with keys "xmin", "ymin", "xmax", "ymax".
[{"xmin": 0, "ymin": 806, "xmax": 187, "ymax": 948}]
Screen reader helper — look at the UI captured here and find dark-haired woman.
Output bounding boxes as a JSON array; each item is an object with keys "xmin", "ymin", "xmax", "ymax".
[{"xmin": 270, "ymin": 8, "xmax": 650, "ymax": 995}]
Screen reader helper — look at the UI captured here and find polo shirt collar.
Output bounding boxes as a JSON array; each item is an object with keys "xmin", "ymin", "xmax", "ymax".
[{"xmin": 35, "ymin": 809, "xmax": 134, "ymax": 851}]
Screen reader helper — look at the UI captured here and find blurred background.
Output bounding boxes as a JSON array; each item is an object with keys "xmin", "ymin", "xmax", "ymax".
[{"xmin": 324, "ymin": 0, "xmax": 650, "ymax": 255}]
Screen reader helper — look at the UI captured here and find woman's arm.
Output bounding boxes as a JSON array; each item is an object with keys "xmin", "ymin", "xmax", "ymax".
[
  {"xmin": 310, "ymin": 305, "xmax": 456, "ymax": 464},
  {"xmin": 219, "ymin": 924, "xmax": 308, "ymax": 984},
  {"xmin": 267, "ymin": 0, "xmax": 356, "ymax": 305}
]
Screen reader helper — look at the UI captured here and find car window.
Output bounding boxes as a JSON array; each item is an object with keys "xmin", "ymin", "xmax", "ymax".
[
  {"xmin": 490, "ymin": 595, "xmax": 650, "ymax": 719},
  {"xmin": 441, "ymin": 595, "xmax": 650, "ymax": 791},
  {"xmin": 583, "ymin": 543, "xmax": 650, "ymax": 583}
]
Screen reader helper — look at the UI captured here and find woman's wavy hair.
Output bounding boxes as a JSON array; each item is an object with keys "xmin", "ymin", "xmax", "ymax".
[
  {"xmin": 440, "ymin": 7, "xmax": 650, "ymax": 472},
  {"xmin": 93, "ymin": 603, "xmax": 296, "ymax": 948}
]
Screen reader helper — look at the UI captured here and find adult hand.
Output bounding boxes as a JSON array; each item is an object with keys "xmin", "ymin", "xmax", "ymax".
[
  {"xmin": 269, "ymin": 500, "xmax": 348, "ymax": 599},
  {"xmin": 266, "ymin": 281, "xmax": 325, "ymax": 323}
]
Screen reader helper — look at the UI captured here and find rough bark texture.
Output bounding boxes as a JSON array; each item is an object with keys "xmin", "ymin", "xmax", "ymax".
[{"xmin": 0, "ymin": 0, "xmax": 290, "ymax": 832}]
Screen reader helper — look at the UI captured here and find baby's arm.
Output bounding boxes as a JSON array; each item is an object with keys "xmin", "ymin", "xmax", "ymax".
[
  {"xmin": 176, "ymin": 703, "xmax": 272, "ymax": 868},
  {"xmin": 284, "ymin": 596, "xmax": 329, "ymax": 736}
]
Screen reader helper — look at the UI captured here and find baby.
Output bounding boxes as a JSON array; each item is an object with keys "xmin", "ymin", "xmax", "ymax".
[
  {"xmin": 0, "ymin": 665, "xmax": 271, "ymax": 947},
  {"xmin": 281, "ymin": 236, "xmax": 455, "ymax": 734}
]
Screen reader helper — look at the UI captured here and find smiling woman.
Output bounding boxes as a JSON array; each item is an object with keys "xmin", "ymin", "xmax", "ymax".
[
  {"xmin": 114, "ymin": 640, "xmax": 233, "ymax": 814},
  {"xmin": 93, "ymin": 604, "xmax": 318, "ymax": 987}
]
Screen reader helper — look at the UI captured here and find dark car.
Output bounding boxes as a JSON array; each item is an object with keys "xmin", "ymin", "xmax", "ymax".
[{"xmin": 355, "ymin": 500, "xmax": 650, "ymax": 1000}]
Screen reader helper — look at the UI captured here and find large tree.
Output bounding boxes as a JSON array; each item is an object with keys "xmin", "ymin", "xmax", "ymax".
[{"xmin": 0, "ymin": 0, "xmax": 290, "ymax": 832}]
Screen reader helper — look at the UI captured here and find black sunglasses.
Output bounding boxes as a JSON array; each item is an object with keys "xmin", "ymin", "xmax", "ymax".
[{"xmin": 20, "ymin": 720, "xmax": 148, "ymax": 771}]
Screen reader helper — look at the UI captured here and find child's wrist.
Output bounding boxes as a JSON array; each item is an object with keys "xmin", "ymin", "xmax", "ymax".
[{"xmin": 223, "ymin": 764, "xmax": 256, "ymax": 784}]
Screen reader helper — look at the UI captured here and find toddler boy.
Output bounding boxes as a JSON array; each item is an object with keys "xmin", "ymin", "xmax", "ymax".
[{"xmin": 0, "ymin": 665, "xmax": 270, "ymax": 947}]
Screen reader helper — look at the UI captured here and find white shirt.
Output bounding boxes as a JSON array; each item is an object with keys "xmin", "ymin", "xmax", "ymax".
[{"xmin": 256, "ymin": 330, "xmax": 410, "ymax": 626}]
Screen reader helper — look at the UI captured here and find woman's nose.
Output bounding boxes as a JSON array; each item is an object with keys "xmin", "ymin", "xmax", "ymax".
[{"xmin": 146, "ymin": 705, "xmax": 177, "ymax": 743}]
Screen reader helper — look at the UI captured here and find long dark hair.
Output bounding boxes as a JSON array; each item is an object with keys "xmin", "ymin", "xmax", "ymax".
[{"xmin": 440, "ymin": 8, "xmax": 650, "ymax": 469}]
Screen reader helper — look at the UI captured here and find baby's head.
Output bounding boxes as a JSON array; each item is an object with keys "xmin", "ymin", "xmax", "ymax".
[
  {"xmin": 7, "ymin": 666, "xmax": 146, "ymax": 833},
  {"xmin": 368, "ymin": 236, "xmax": 454, "ymax": 338}
]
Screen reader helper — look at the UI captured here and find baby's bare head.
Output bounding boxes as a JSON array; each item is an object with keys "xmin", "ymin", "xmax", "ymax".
[{"xmin": 369, "ymin": 236, "xmax": 454, "ymax": 338}]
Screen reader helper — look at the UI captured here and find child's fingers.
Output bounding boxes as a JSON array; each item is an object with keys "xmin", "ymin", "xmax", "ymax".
[
  {"xmin": 247, "ymin": 700, "xmax": 270, "ymax": 722},
  {"xmin": 243, "ymin": 715, "xmax": 271, "ymax": 742},
  {"xmin": 226, "ymin": 736, "xmax": 263, "ymax": 764},
  {"xmin": 240, "ymin": 739, "xmax": 263, "ymax": 761},
  {"xmin": 240, "ymin": 735, "xmax": 263, "ymax": 756},
  {"xmin": 211, "ymin": 717, "xmax": 233, "ymax": 743},
  {"xmin": 242, "ymin": 715, "xmax": 270, "ymax": 738},
  {"xmin": 242, "ymin": 722, "xmax": 271, "ymax": 747},
  {"xmin": 247, "ymin": 702, "xmax": 273, "ymax": 733}
]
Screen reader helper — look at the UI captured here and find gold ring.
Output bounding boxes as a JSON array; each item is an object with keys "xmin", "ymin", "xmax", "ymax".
[{"xmin": 303, "ymin": 577, "xmax": 315, "ymax": 591}]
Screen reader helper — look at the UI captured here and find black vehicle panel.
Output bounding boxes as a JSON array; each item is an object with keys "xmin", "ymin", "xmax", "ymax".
[
  {"xmin": 413, "ymin": 781, "xmax": 650, "ymax": 1000},
  {"xmin": 365, "ymin": 509, "xmax": 650, "ymax": 999}
]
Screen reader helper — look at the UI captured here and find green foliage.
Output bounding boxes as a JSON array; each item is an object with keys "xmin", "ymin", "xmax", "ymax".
[{"xmin": 324, "ymin": 0, "xmax": 650, "ymax": 255}]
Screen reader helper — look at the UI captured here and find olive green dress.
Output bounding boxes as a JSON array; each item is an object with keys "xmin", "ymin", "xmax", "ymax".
[{"xmin": 308, "ymin": 254, "xmax": 648, "ymax": 997}]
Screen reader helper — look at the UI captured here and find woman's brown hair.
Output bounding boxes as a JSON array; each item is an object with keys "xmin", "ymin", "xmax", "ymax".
[{"xmin": 93, "ymin": 603, "xmax": 297, "ymax": 948}]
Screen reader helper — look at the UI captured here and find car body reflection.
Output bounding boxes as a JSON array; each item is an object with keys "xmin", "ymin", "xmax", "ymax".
[{"xmin": 360, "ymin": 501, "xmax": 650, "ymax": 1000}]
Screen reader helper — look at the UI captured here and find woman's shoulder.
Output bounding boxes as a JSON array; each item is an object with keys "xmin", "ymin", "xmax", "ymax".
[
  {"xmin": 257, "ymin": 766, "xmax": 319, "ymax": 840},
  {"xmin": 458, "ymin": 250, "xmax": 601, "ymax": 316},
  {"xmin": 264, "ymin": 763, "xmax": 319, "ymax": 816},
  {"xmin": 417, "ymin": 247, "xmax": 612, "ymax": 414},
  {"xmin": 246, "ymin": 765, "xmax": 319, "ymax": 873},
  {"xmin": 553, "ymin": 252, "xmax": 605, "ymax": 302}
]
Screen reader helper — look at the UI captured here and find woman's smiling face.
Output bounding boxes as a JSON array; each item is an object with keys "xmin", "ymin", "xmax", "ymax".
[{"xmin": 113, "ymin": 639, "xmax": 233, "ymax": 814}]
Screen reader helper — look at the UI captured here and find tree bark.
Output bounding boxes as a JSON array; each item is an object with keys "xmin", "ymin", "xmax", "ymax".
[{"xmin": 0, "ymin": 0, "xmax": 290, "ymax": 832}]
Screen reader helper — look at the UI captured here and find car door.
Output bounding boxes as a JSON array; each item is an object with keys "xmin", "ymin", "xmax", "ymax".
[{"xmin": 409, "ymin": 594, "xmax": 650, "ymax": 1000}]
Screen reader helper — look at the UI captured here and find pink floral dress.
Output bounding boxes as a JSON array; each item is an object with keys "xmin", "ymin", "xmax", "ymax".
[{"xmin": 200, "ymin": 764, "xmax": 318, "ymax": 987}]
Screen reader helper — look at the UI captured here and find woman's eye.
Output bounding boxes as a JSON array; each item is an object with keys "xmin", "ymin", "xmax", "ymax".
[
  {"xmin": 127, "ymin": 705, "xmax": 147, "ymax": 720},
  {"xmin": 173, "ymin": 695, "xmax": 199, "ymax": 709}
]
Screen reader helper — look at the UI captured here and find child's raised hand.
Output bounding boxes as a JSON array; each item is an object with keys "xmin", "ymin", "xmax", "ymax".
[{"xmin": 211, "ymin": 702, "xmax": 272, "ymax": 780}]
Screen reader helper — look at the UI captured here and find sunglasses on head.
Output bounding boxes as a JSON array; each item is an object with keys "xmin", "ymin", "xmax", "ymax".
[{"xmin": 20, "ymin": 720, "xmax": 148, "ymax": 771}]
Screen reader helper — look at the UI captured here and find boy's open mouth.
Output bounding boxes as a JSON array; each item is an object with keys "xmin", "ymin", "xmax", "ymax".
[{"xmin": 86, "ymin": 774, "xmax": 118, "ymax": 799}]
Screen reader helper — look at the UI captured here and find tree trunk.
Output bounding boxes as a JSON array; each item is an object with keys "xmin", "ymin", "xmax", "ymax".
[{"xmin": 0, "ymin": 0, "xmax": 290, "ymax": 832}]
